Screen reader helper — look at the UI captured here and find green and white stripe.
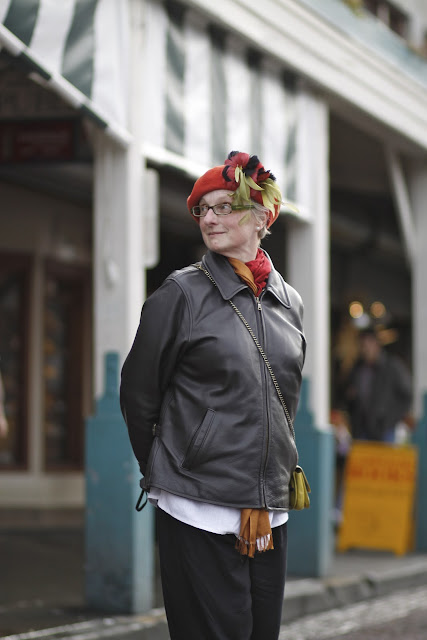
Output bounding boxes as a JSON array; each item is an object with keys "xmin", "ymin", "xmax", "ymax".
[
  {"xmin": 144, "ymin": 0, "xmax": 299, "ymax": 203},
  {"xmin": 1, "ymin": 0, "xmax": 300, "ymax": 183},
  {"xmin": 0, "ymin": 0, "xmax": 130, "ymax": 146},
  {"xmin": 224, "ymin": 38, "xmax": 251, "ymax": 164},
  {"xmin": 165, "ymin": 1, "xmax": 186, "ymax": 156}
]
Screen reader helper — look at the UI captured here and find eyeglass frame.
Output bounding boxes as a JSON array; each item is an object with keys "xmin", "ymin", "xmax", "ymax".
[{"xmin": 191, "ymin": 202, "xmax": 256, "ymax": 217}]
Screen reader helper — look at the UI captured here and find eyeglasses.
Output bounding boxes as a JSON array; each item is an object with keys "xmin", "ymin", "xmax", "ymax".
[{"xmin": 191, "ymin": 203, "xmax": 255, "ymax": 217}]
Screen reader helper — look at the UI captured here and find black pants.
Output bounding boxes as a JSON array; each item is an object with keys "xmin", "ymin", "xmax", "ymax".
[{"xmin": 157, "ymin": 507, "xmax": 288, "ymax": 640}]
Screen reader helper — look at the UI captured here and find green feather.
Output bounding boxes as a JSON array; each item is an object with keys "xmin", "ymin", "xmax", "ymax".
[{"xmin": 246, "ymin": 175, "xmax": 263, "ymax": 191}]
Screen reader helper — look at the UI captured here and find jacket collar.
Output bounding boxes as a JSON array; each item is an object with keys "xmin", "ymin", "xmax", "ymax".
[{"xmin": 202, "ymin": 250, "xmax": 292, "ymax": 308}]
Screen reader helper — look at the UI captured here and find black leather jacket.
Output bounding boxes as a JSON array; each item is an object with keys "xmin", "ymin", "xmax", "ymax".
[{"xmin": 120, "ymin": 250, "xmax": 306, "ymax": 511}]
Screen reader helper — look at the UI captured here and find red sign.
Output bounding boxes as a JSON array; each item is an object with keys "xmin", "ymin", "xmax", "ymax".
[{"xmin": 0, "ymin": 120, "xmax": 75, "ymax": 162}]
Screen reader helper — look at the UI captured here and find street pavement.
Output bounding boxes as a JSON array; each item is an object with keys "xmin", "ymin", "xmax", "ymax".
[
  {"xmin": 1, "ymin": 527, "xmax": 427, "ymax": 639},
  {"xmin": 280, "ymin": 585, "xmax": 427, "ymax": 639}
]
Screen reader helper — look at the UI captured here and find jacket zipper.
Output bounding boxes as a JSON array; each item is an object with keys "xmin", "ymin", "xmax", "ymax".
[{"xmin": 255, "ymin": 294, "xmax": 270, "ymax": 508}]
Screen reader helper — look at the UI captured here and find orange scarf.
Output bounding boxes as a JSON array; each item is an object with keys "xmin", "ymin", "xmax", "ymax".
[
  {"xmin": 228, "ymin": 252, "xmax": 274, "ymax": 558},
  {"xmin": 235, "ymin": 509, "xmax": 274, "ymax": 558},
  {"xmin": 229, "ymin": 249, "xmax": 271, "ymax": 297}
]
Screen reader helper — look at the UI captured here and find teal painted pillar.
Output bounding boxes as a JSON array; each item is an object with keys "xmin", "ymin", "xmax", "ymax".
[
  {"xmin": 287, "ymin": 378, "xmax": 335, "ymax": 577},
  {"xmin": 85, "ymin": 352, "xmax": 155, "ymax": 613},
  {"xmin": 413, "ymin": 392, "xmax": 427, "ymax": 551}
]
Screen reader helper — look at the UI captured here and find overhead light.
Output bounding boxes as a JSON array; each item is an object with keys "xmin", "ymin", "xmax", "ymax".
[
  {"xmin": 370, "ymin": 301, "xmax": 386, "ymax": 318},
  {"xmin": 349, "ymin": 301, "xmax": 364, "ymax": 318}
]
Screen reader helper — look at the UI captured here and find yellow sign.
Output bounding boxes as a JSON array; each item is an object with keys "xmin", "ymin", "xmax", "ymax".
[{"xmin": 337, "ymin": 442, "xmax": 418, "ymax": 555}]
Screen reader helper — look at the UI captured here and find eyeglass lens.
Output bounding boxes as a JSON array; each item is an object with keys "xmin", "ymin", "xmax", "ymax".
[{"xmin": 192, "ymin": 203, "xmax": 233, "ymax": 217}]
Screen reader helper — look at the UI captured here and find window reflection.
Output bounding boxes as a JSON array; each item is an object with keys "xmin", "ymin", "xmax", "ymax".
[
  {"xmin": 0, "ymin": 257, "xmax": 29, "ymax": 468},
  {"xmin": 43, "ymin": 264, "xmax": 87, "ymax": 469}
]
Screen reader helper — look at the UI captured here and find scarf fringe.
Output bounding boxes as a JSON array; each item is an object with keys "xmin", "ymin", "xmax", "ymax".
[{"xmin": 235, "ymin": 533, "xmax": 274, "ymax": 558}]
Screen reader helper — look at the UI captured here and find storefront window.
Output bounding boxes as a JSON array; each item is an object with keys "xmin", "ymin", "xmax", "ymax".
[
  {"xmin": 43, "ymin": 263, "xmax": 88, "ymax": 469},
  {"xmin": 0, "ymin": 255, "xmax": 30, "ymax": 468}
]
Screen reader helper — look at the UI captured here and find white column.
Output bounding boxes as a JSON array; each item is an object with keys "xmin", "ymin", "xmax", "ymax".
[
  {"xmin": 88, "ymin": 0, "xmax": 155, "ymax": 615},
  {"xmin": 93, "ymin": 134, "xmax": 144, "ymax": 394},
  {"xmin": 93, "ymin": 0, "xmax": 145, "ymax": 394},
  {"xmin": 286, "ymin": 87, "xmax": 330, "ymax": 426},
  {"xmin": 408, "ymin": 160, "xmax": 427, "ymax": 418}
]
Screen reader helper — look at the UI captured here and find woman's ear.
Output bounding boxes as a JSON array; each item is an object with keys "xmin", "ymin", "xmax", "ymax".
[{"xmin": 260, "ymin": 212, "xmax": 268, "ymax": 228}]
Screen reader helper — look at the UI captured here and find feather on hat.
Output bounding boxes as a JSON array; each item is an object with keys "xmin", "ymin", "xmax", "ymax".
[{"xmin": 187, "ymin": 151, "xmax": 283, "ymax": 228}]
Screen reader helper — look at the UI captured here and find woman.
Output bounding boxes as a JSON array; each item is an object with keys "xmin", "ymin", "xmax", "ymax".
[{"xmin": 120, "ymin": 151, "xmax": 306, "ymax": 640}]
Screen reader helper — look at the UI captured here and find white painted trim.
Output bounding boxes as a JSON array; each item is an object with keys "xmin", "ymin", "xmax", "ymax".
[
  {"xmin": 143, "ymin": 141, "xmax": 210, "ymax": 179},
  {"xmin": 285, "ymin": 203, "xmax": 313, "ymax": 224},
  {"xmin": 186, "ymin": 0, "xmax": 427, "ymax": 151},
  {"xmin": 385, "ymin": 146, "xmax": 416, "ymax": 265},
  {"xmin": 286, "ymin": 89, "xmax": 330, "ymax": 426},
  {"xmin": 143, "ymin": 168, "xmax": 160, "ymax": 269},
  {"xmin": 408, "ymin": 160, "xmax": 427, "ymax": 417}
]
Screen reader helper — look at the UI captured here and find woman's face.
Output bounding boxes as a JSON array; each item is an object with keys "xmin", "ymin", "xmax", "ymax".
[{"xmin": 199, "ymin": 190, "xmax": 262, "ymax": 262}]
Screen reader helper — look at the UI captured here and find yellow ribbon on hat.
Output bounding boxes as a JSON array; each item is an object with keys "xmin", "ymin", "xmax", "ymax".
[{"xmin": 233, "ymin": 165, "xmax": 283, "ymax": 220}]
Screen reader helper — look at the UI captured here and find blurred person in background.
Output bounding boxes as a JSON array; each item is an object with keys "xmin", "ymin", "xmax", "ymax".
[
  {"xmin": 344, "ymin": 328, "xmax": 411, "ymax": 443},
  {"xmin": 120, "ymin": 151, "xmax": 306, "ymax": 640},
  {"xmin": 330, "ymin": 408, "xmax": 352, "ymax": 525}
]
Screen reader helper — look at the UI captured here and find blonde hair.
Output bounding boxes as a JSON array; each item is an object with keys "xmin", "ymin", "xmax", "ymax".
[{"xmin": 251, "ymin": 201, "xmax": 271, "ymax": 240}]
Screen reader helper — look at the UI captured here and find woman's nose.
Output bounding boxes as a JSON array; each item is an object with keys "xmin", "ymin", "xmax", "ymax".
[{"xmin": 204, "ymin": 207, "xmax": 218, "ymax": 223}]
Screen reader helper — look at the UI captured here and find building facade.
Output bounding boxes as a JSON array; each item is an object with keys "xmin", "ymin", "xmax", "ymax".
[{"xmin": 1, "ymin": 0, "xmax": 427, "ymax": 533}]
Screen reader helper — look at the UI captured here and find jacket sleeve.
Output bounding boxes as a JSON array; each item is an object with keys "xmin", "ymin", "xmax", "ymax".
[{"xmin": 120, "ymin": 278, "xmax": 190, "ymax": 475}]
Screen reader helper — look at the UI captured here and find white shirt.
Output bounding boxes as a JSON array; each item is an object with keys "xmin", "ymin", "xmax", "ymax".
[{"xmin": 149, "ymin": 488, "xmax": 288, "ymax": 535}]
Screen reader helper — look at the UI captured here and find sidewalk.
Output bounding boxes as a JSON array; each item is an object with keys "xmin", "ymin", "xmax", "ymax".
[{"xmin": 1, "ymin": 527, "xmax": 427, "ymax": 640}]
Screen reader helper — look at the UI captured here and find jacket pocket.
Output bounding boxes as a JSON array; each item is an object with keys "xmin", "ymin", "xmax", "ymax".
[{"xmin": 181, "ymin": 408, "xmax": 216, "ymax": 470}]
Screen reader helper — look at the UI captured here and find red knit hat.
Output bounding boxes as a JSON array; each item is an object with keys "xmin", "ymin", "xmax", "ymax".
[{"xmin": 187, "ymin": 151, "xmax": 282, "ymax": 228}]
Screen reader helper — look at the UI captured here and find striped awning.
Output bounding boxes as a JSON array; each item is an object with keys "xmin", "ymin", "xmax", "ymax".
[
  {"xmin": 0, "ymin": 0, "xmax": 131, "ymax": 146},
  {"xmin": 143, "ymin": 0, "xmax": 299, "ymax": 204}
]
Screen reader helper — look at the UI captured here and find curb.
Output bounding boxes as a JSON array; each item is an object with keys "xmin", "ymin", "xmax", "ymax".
[
  {"xmin": 1, "ymin": 610, "xmax": 169, "ymax": 640},
  {"xmin": 283, "ymin": 557, "xmax": 427, "ymax": 622},
  {"xmin": 3, "ymin": 560, "xmax": 427, "ymax": 640}
]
